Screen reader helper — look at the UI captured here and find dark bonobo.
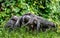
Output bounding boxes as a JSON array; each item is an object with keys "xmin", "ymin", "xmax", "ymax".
[
  {"xmin": 20, "ymin": 13, "xmax": 34, "ymax": 25},
  {"xmin": 20, "ymin": 13, "xmax": 40, "ymax": 31},
  {"xmin": 5, "ymin": 13, "xmax": 56, "ymax": 32},
  {"xmin": 22, "ymin": 13, "xmax": 56, "ymax": 31},
  {"xmin": 5, "ymin": 16, "xmax": 19, "ymax": 29}
]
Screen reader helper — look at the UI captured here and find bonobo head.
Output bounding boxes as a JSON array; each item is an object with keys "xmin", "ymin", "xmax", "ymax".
[
  {"xmin": 22, "ymin": 15, "xmax": 31, "ymax": 23},
  {"xmin": 21, "ymin": 12, "xmax": 35, "ymax": 24}
]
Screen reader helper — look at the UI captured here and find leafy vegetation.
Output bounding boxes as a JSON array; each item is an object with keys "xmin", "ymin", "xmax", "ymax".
[{"xmin": 0, "ymin": 0, "xmax": 60, "ymax": 38}]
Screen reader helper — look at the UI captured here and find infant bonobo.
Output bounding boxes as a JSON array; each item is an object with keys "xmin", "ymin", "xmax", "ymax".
[
  {"xmin": 20, "ymin": 13, "xmax": 40, "ymax": 31},
  {"xmin": 5, "ymin": 16, "xmax": 19, "ymax": 30}
]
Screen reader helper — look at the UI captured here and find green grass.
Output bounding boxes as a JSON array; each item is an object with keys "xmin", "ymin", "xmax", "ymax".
[
  {"xmin": 0, "ymin": 27, "xmax": 60, "ymax": 38},
  {"xmin": 0, "ymin": 21, "xmax": 60, "ymax": 38}
]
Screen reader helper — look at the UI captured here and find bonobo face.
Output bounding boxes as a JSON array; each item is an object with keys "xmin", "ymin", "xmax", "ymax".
[{"xmin": 22, "ymin": 15, "xmax": 31, "ymax": 23}]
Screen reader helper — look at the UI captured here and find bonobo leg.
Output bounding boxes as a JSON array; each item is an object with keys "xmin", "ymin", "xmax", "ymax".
[
  {"xmin": 14, "ymin": 16, "xmax": 22, "ymax": 28},
  {"xmin": 36, "ymin": 20, "xmax": 40, "ymax": 31}
]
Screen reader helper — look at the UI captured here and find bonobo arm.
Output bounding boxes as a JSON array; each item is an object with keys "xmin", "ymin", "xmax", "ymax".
[
  {"xmin": 37, "ymin": 20, "xmax": 40, "ymax": 31},
  {"xmin": 14, "ymin": 16, "xmax": 22, "ymax": 28},
  {"xmin": 22, "ymin": 18, "xmax": 31, "ymax": 26}
]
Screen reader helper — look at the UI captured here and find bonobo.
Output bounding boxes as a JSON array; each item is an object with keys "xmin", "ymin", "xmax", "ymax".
[
  {"xmin": 5, "ymin": 16, "xmax": 19, "ymax": 29},
  {"xmin": 22, "ymin": 13, "xmax": 56, "ymax": 31},
  {"xmin": 21, "ymin": 13, "xmax": 35, "ymax": 25},
  {"xmin": 20, "ymin": 13, "xmax": 40, "ymax": 31},
  {"xmin": 20, "ymin": 13, "xmax": 34, "ymax": 26}
]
